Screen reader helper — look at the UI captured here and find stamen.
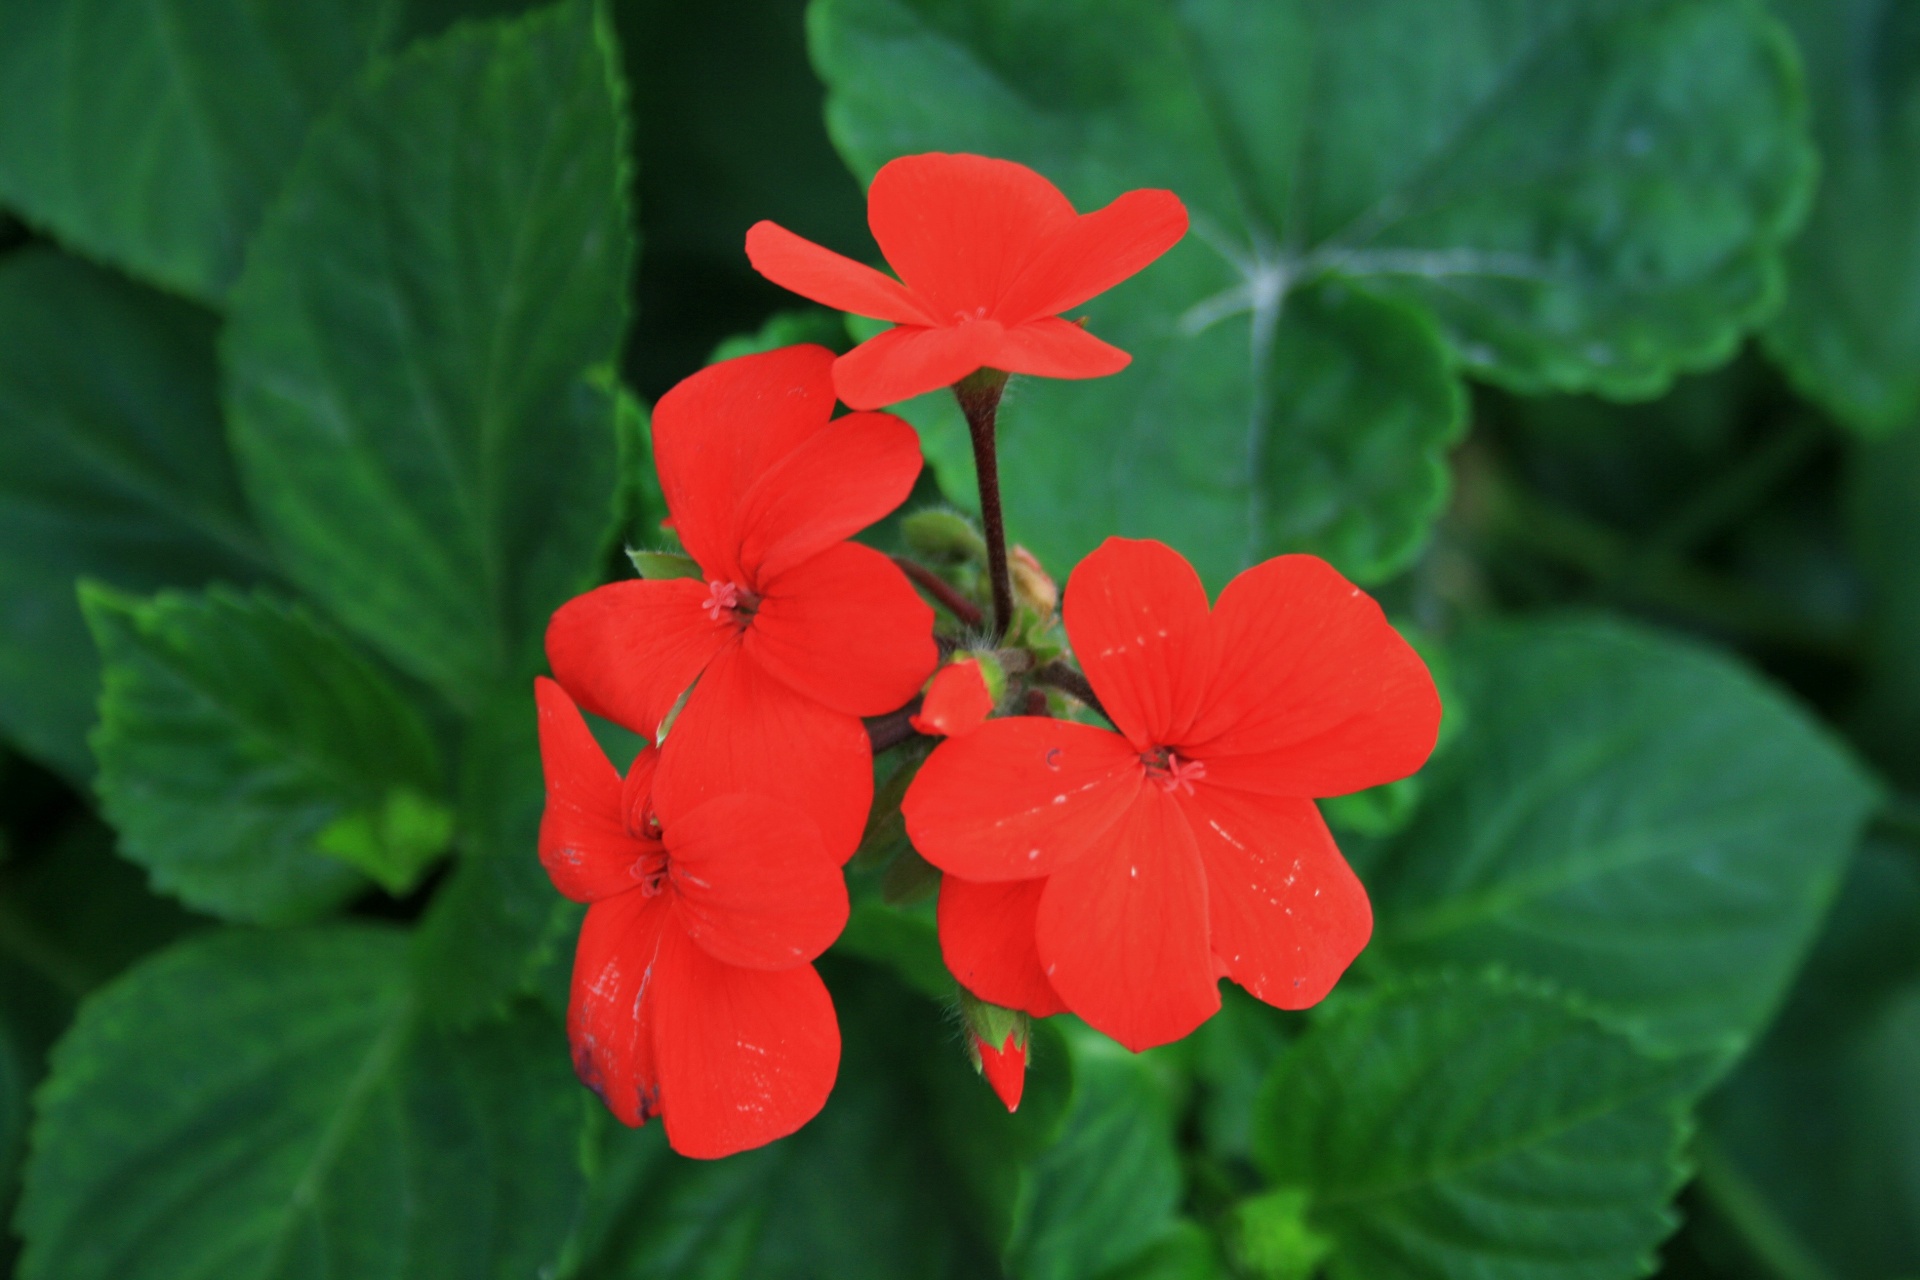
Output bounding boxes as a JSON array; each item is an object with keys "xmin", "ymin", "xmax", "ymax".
[
  {"xmin": 702, "ymin": 579, "xmax": 741, "ymax": 622},
  {"xmin": 1142, "ymin": 747, "xmax": 1206, "ymax": 796}
]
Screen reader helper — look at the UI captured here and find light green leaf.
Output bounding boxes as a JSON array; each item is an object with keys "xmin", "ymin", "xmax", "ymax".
[
  {"xmin": 1254, "ymin": 974, "xmax": 1705, "ymax": 1280},
  {"xmin": 15, "ymin": 926, "xmax": 587, "ymax": 1280},
  {"xmin": 0, "ymin": 247, "xmax": 273, "ymax": 781},
  {"xmin": 1764, "ymin": 0, "xmax": 1920, "ymax": 436},
  {"xmin": 810, "ymin": 0, "xmax": 1813, "ymax": 586},
  {"xmin": 84, "ymin": 584, "xmax": 450, "ymax": 922},
  {"xmin": 224, "ymin": 0, "xmax": 634, "ymax": 707},
  {"xmin": 1364, "ymin": 617, "xmax": 1878, "ymax": 1059},
  {"xmin": 0, "ymin": 0, "xmax": 397, "ymax": 300}
]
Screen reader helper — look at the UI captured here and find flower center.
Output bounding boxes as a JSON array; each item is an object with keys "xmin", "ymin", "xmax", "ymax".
[
  {"xmin": 1142, "ymin": 746, "xmax": 1206, "ymax": 795},
  {"xmin": 629, "ymin": 847, "xmax": 670, "ymax": 897},
  {"xmin": 701, "ymin": 579, "xmax": 759, "ymax": 626}
]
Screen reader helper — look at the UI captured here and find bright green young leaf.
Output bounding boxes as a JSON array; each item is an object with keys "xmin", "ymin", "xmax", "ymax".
[
  {"xmin": 0, "ymin": 0, "xmax": 397, "ymax": 300},
  {"xmin": 1694, "ymin": 838, "xmax": 1920, "ymax": 1278},
  {"xmin": 1764, "ymin": 0, "xmax": 1920, "ymax": 436},
  {"xmin": 0, "ymin": 248, "xmax": 274, "ymax": 782},
  {"xmin": 566, "ymin": 959, "xmax": 994, "ymax": 1279},
  {"xmin": 84, "ymin": 585, "xmax": 451, "ymax": 922},
  {"xmin": 1254, "ymin": 974, "xmax": 1705, "ymax": 1280},
  {"xmin": 811, "ymin": 0, "xmax": 1814, "ymax": 586},
  {"xmin": 15, "ymin": 926, "xmax": 586, "ymax": 1280},
  {"xmin": 1363, "ymin": 617, "xmax": 1877, "ymax": 1058},
  {"xmin": 1847, "ymin": 424, "xmax": 1920, "ymax": 790},
  {"xmin": 224, "ymin": 0, "xmax": 634, "ymax": 708},
  {"xmin": 1096, "ymin": 1221, "xmax": 1226, "ymax": 1280}
]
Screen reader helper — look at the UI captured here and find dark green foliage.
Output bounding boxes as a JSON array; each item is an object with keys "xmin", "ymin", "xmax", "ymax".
[{"xmin": 0, "ymin": 0, "xmax": 1914, "ymax": 1275}]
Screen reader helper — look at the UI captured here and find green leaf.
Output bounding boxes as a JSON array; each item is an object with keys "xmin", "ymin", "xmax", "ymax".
[
  {"xmin": 1363, "ymin": 616, "xmax": 1877, "ymax": 1058},
  {"xmin": 413, "ymin": 692, "xmax": 576, "ymax": 1027},
  {"xmin": 0, "ymin": 247, "xmax": 273, "ymax": 782},
  {"xmin": 1096, "ymin": 1221, "xmax": 1226, "ymax": 1280},
  {"xmin": 1001, "ymin": 1026, "xmax": 1185, "ymax": 1280},
  {"xmin": 0, "ymin": 0, "xmax": 397, "ymax": 300},
  {"xmin": 1693, "ymin": 837, "xmax": 1920, "ymax": 1278},
  {"xmin": 224, "ymin": 0, "xmax": 634, "ymax": 708},
  {"xmin": 1763, "ymin": 0, "xmax": 1920, "ymax": 435},
  {"xmin": 568, "ymin": 959, "xmax": 993, "ymax": 1279},
  {"xmin": 810, "ymin": 0, "xmax": 1814, "ymax": 586},
  {"xmin": 1254, "ymin": 974, "xmax": 1705, "ymax": 1280},
  {"xmin": 84, "ymin": 584, "xmax": 450, "ymax": 922},
  {"xmin": 15, "ymin": 926, "xmax": 586, "ymax": 1280}
]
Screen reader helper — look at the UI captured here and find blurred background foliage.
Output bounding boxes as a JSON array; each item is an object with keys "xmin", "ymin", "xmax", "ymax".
[{"xmin": 0, "ymin": 0, "xmax": 1916, "ymax": 1278}]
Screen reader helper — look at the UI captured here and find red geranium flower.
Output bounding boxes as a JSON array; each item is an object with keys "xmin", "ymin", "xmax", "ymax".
[
  {"xmin": 746, "ymin": 153, "xmax": 1188, "ymax": 409},
  {"xmin": 973, "ymin": 1030, "xmax": 1027, "ymax": 1113},
  {"xmin": 547, "ymin": 345, "xmax": 938, "ymax": 860},
  {"xmin": 904, "ymin": 539, "xmax": 1441, "ymax": 1052},
  {"xmin": 909, "ymin": 656, "xmax": 996, "ymax": 738},
  {"xmin": 536, "ymin": 677, "xmax": 848, "ymax": 1159}
]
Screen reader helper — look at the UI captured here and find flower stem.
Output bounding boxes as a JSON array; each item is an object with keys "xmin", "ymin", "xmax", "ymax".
[
  {"xmin": 954, "ymin": 369, "xmax": 1014, "ymax": 639},
  {"xmin": 891, "ymin": 555, "xmax": 984, "ymax": 627},
  {"xmin": 1032, "ymin": 661, "xmax": 1109, "ymax": 724}
]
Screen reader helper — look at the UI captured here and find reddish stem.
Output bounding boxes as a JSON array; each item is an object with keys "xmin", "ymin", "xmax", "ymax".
[
  {"xmin": 954, "ymin": 370, "xmax": 1014, "ymax": 639},
  {"xmin": 891, "ymin": 556, "xmax": 984, "ymax": 627}
]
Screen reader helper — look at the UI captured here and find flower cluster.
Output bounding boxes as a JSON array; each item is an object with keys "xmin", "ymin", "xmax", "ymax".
[{"xmin": 537, "ymin": 152, "xmax": 1441, "ymax": 1157}]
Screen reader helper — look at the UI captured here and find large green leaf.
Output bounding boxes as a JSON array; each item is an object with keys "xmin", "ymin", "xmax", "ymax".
[
  {"xmin": 0, "ymin": 248, "xmax": 273, "ymax": 781},
  {"xmin": 1694, "ymin": 838, "xmax": 1920, "ymax": 1278},
  {"xmin": 810, "ymin": 0, "xmax": 1814, "ymax": 586},
  {"xmin": 15, "ymin": 926, "xmax": 586, "ymax": 1280},
  {"xmin": 1254, "ymin": 974, "xmax": 1705, "ymax": 1280},
  {"xmin": 84, "ymin": 585, "xmax": 450, "ymax": 923},
  {"xmin": 1363, "ymin": 617, "xmax": 1876, "ymax": 1058},
  {"xmin": 566, "ymin": 959, "xmax": 993, "ymax": 1279},
  {"xmin": 224, "ymin": 0, "xmax": 634, "ymax": 708},
  {"xmin": 0, "ymin": 0, "xmax": 397, "ymax": 300},
  {"xmin": 1764, "ymin": 0, "xmax": 1920, "ymax": 436}
]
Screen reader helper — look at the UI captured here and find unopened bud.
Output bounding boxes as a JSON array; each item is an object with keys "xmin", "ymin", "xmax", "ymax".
[
  {"xmin": 903, "ymin": 509, "xmax": 988, "ymax": 565},
  {"xmin": 959, "ymin": 990, "xmax": 1029, "ymax": 1112},
  {"xmin": 627, "ymin": 548, "xmax": 702, "ymax": 581},
  {"xmin": 1009, "ymin": 545, "xmax": 1058, "ymax": 619},
  {"xmin": 909, "ymin": 652, "xmax": 1002, "ymax": 737}
]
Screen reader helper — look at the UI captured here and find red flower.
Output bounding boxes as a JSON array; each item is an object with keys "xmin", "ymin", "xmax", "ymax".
[
  {"xmin": 536, "ymin": 677, "xmax": 848, "ymax": 1159},
  {"xmin": 973, "ymin": 1030, "xmax": 1027, "ymax": 1114},
  {"xmin": 910, "ymin": 656, "xmax": 996, "ymax": 737},
  {"xmin": 546, "ymin": 346, "xmax": 938, "ymax": 860},
  {"xmin": 904, "ymin": 539, "xmax": 1441, "ymax": 1052},
  {"xmin": 746, "ymin": 153, "xmax": 1188, "ymax": 409}
]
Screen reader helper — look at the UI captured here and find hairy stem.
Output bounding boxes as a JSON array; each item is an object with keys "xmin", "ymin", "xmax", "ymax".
[
  {"xmin": 1032, "ymin": 661, "xmax": 1109, "ymax": 723},
  {"xmin": 891, "ymin": 555, "xmax": 984, "ymax": 627},
  {"xmin": 954, "ymin": 369, "xmax": 1014, "ymax": 638},
  {"xmin": 866, "ymin": 698, "xmax": 927, "ymax": 753}
]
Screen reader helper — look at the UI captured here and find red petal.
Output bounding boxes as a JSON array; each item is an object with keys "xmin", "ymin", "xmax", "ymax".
[
  {"xmin": 569, "ymin": 889, "xmax": 673, "ymax": 1127},
  {"xmin": 831, "ymin": 321, "xmax": 1005, "ymax": 410},
  {"xmin": 546, "ymin": 579, "xmax": 731, "ymax": 739},
  {"xmin": 938, "ymin": 874, "xmax": 1067, "ymax": 1016},
  {"xmin": 746, "ymin": 541, "xmax": 937, "ymax": 717},
  {"xmin": 903, "ymin": 716, "xmax": 1142, "ymax": 881},
  {"xmin": 535, "ymin": 678, "xmax": 657, "ymax": 903},
  {"xmin": 745, "ymin": 220, "xmax": 934, "ymax": 324},
  {"xmin": 665, "ymin": 792, "xmax": 849, "ymax": 970},
  {"xmin": 652, "ymin": 934, "xmax": 840, "ymax": 1159},
  {"xmin": 911, "ymin": 658, "xmax": 995, "ymax": 737},
  {"xmin": 1034, "ymin": 788, "xmax": 1219, "ymax": 1051},
  {"xmin": 866, "ymin": 153, "xmax": 1076, "ymax": 317},
  {"xmin": 991, "ymin": 317, "xmax": 1132, "ymax": 380},
  {"xmin": 652, "ymin": 644, "xmax": 874, "ymax": 863},
  {"xmin": 734, "ymin": 409, "xmax": 924, "ymax": 585},
  {"xmin": 975, "ymin": 1030, "xmax": 1027, "ymax": 1113},
  {"xmin": 996, "ymin": 188, "xmax": 1190, "ymax": 323},
  {"xmin": 652, "ymin": 345, "xmax": 839, "ymax": 578},
  {"xmin": 1182, "ymin": 555, "xmax": 1441, "ymax": 797},
  {"xmin": 1186, "ymin": 787, "xmax": 1370, "ymax": 1010},
  {"xmin": 1064, "ymin": 537, "xmax": 1215, "ymax": 749}
]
